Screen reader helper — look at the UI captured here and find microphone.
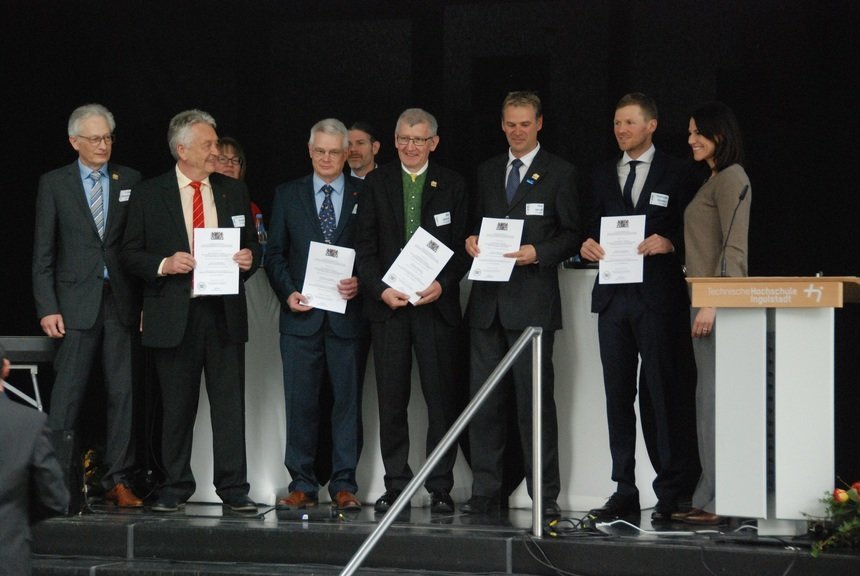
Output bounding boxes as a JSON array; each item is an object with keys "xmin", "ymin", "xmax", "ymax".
[{"xmin": 719, "ymin": 184, "xmax": 749, "ymax": 277}]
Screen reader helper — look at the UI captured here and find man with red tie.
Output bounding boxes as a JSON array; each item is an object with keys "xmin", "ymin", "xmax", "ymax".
[{"xmin": 121, "ymin": 109, "xmax": 260, "ymax": 513}]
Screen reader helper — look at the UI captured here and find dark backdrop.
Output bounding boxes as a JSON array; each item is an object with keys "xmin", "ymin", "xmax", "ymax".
[{"xmin": 2, "ymin": 0, "xmax": 857, "ymax": 480}]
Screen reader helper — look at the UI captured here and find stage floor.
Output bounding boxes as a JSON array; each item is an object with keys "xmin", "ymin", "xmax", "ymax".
[{"xmin": 32, "ymin": 501, "xmax": 860, "ymax": 575}]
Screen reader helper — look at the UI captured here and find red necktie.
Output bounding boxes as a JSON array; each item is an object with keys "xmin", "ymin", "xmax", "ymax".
[{"xmin": 191, "ymin": 181, "xmax": 205, "ymax": 229}]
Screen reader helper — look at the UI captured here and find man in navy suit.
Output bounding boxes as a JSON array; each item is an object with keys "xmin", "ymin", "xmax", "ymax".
[
  {"xmin": 265, "ymin": 119, "xmax": 364, "ymax": 511},
  {"xmin": 32, "ymin": 103, "xmax": 143, "ymax": 507},
  {"xmin": 463, "ymin": 91, "xmax": 581, "ymax": 518},
  {"xmin": 0, "ymin": 344, "xmax": 68, "ymax": 576},
  {"xmin": 580, "ymin": 93, "xmax": 696, "ymax": 522},
  {"xmin": 355, "ymin": 108, "xmax": 469, "ymax": 514},
  {"xmin": 121, "ymin": 109, "xmax": 259, "ymax": 513}
]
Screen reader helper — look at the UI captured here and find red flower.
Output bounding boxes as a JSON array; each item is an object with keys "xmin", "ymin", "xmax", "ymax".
[{"xmin": 834, "ymin": 488, "xmax": 850, "ymax": 504}]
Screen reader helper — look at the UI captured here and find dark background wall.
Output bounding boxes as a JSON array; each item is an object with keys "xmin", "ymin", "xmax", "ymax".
[{"xmin": 2, "ymin": 0, "xmax": 858, "ymax": 478}]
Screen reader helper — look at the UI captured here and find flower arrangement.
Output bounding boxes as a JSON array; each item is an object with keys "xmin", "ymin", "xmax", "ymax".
[{"xmin": 812, "ymin": 481, "xmax": 860, "ymax": 557}]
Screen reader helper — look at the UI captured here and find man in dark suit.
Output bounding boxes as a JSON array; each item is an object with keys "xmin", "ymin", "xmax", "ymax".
[
  {"xmin": 355, "ymin": 108, "xmax": 469, "ymax": 514},
  {"xmin": 32, "ymin": 103, "xmax": 143, "ymax": 507},
  {"xmin": 265, "ymin": 118, "xmax": 364, "ymax": 511},
  {"xmin": 0, "ymin": 344, "xmax": 69, "ymax": 576},
  {"xmin": 580, "ymin": 93, "xmax": 696, "ymax": 522},
  {"xmin": 121, "ymin": 109, "xmax": 259, "ymax": 513},
  {"xmin": 463, "ymin": 91, "xmax": 581, "ymax": 518}
]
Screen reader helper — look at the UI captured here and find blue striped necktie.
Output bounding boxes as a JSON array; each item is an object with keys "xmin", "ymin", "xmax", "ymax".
[{"xmin": 88, "ymin": 171, "xmax": 105, "ymax": 239}]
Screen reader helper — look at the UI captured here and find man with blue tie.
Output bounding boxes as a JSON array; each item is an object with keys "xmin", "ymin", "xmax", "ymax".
[
  {"xmin": 32, "ymin": 103, "xmax": 143, "ymax": 508},
  {"xmin": 266, "ymin": 119, "xmax": 365, "ymax": 512},
  {"xmin": 463, "ymin": 92, "xmax": 580, "ymax": 518}
]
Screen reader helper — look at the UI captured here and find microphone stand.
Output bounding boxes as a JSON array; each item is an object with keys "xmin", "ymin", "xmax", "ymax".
[{"xmin": 719, "ymin": 184, "xmax": 750, "ymax": 277}]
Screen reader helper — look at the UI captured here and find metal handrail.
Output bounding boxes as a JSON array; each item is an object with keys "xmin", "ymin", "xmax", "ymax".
[{"xmin": 339, "ymin": 327, "xmax": 544, "ymax": 576}]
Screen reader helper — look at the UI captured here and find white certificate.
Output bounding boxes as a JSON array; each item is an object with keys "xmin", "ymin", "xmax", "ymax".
[
  {"xmin": 598, "ymin": 214, "xmax": 645, "ymax": 284},
  {"xmin": 383, "ymin": 226, "xmax": 454, "ymax": 305},
  {"xmin": 468, "ymin": 217, "xmax": 524, "ymax": 282},
  {"xmin": 193, "ymin": 228, "xmax": 240, "ymax": 295},
  {"xmin": 301, "ymin": 241, "xmax": 356, "ymax": 314}
]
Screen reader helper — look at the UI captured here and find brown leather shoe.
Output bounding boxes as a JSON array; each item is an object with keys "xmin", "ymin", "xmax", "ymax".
[
  {"xmin": 331, "ymin": 491, "xmax": 361, "ymax": 511},
  {"xmin": 671, "ymin": 507, "xmax": 704, "ymax": 521},
  {"xmin": 684, "ymin": 510, "xmax": 722, "ymax": 525},
  {"xmin": 104, "ymin": 483, "xmax": 143, "ymax": 508},
  {"xmin": 277, "ymin": 491, "xmax": 317, "ymax": 510}
]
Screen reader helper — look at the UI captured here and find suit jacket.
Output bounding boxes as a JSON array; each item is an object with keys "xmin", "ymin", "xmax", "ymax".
[
  {"xmin": 467, "ymin": 148, "xmax": 581, "ymax": 331},
  {"xmin": 32, "ymin": 161, "xmax": 142, "ymax": 329},
  {"xmin": 265, "ymin": 174, "xmax": 364, "ymax": 338},
  {"xmin": 120, "ymin": 170, "xmax": 260, "ymax": 348},
  {"xmin": 0, "ymin": 394, "xmax": 68, "ymax": 576},
  {"xmin": 587, "ymin": 148, "xmax": 689, "ymax": 314},
  {"xmin": 355, "ymin": 160, "xmax": 469, "ymax": 325}
]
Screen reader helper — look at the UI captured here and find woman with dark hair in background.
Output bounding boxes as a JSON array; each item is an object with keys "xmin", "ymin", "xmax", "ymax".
[{"xmin": 675, "ymin": 102, "xmax": 751, "ymax": 525}]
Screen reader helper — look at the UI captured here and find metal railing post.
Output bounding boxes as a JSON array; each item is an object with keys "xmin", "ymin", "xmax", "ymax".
[
  {"xmin": 531, "ymin": 329, "xmax": 543, "ymax": 538},
  {"xmin": 339, "ymin": 327, "xmax": 543, "ymax": 576}
]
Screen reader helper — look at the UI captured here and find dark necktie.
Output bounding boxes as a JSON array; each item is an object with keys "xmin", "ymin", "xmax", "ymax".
[
  {"xmin": 506, "ymin": 158, "xmax": 523, "ymax": 204},
  {"xmin": 88, "ymin": 171, "xmax": 104, "ymax": 239},
  {"xmin": 622, "ymin": 160, "xmax": 640, "ymax": 213},
  {"xmin": 319, "ymin": 185, "xmax": 336, "ymax": 243}
]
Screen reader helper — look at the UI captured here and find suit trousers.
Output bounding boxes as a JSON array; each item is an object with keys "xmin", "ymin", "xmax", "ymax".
[
  {"xmin": 151, "ymin": 297, "xmax": 249, "ymax": 502},
  {"xmin": 370, "ymin": 305, "xmax": 459, "ymax": 494},
  {"xmin": 46, "ymin": 286, "xmax": 135, "ymax": 490},
  {"xmin": 281, "ymin": 318, "xmax": 362, "ymax": 496},
  {"xmin": 596, "ymin": 285, "xmax": 691, "ymax": 502},
  {"xmin": 468, "ymin": 317, "xmax": 560, "ymax": 501}
]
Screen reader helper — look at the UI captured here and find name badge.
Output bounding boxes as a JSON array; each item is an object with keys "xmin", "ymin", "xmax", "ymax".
[
  {"xmin": 352, "ymin": 203, "xmax": 358, "ymax": 215},
  {"xmin": 525, "ymin": 203, "xmax": 544, "ymax": 216},
  {"xmin": 434, "ymin": 211, "xmax": 451, "ymax": 226},
  {"xmin": 232, "ymin": 215, "xmax": 246, "ymax": 227},
  {"xmin": 649, "ymin": 193, "xmax": 669, "ymax": 207},
  {"xmin": 119, "ymin": 189, "xmax": 131, "ymax": 202}
]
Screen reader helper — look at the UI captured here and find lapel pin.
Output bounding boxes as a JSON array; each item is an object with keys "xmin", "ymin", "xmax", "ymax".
[
  {"xmin": 112, "ymin": 173, "xmax": 119, "ymax": 180},
  {"xmin": 430, "ymin": 180, "xmax": 438, "ymax": 188},
  {"xmin": 531, "ymin": 173, "xmax": 540, "ymax": 180}
]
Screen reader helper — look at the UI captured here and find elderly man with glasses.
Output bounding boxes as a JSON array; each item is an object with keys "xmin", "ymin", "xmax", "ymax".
[
  {"xmin": 355, "ymin": 108, "xmax": 469, "ymax": 515},
  {"xmin": 32, "ymin": 103, "xmax": 144, "ymax": 508}
]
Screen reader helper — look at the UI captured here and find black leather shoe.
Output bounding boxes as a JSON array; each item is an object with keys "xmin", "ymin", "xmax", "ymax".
[
  {"xmin": 224, "ymin": 495, "xmax": 257, "ymax": 513},
  {"xmin": 430, "ymin": 491, "xmax": 454, "ymax": 514},
  {"xmin": 151, "ymin": 492, "xmax": 186, "ymax": 513},
  {"xmin": 461, "ymin": 495, "xmax": 500, "ymax": 515},
  {"xmin": 650, "ymin": 499, "xmax": 679, "ymax": 523},
  {"xmin": 542, "ymin": 499, "xmax": 561, "ymax": 518},
  {"xmin": 588, "ymin": 493, "xmax": 640, "ymax": 520},
  {"xmin": 374, "ymin": 490, "xmax": 407, "ymax": 513}
]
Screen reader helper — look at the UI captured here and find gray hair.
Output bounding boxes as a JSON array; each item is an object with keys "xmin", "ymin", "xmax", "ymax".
[
  {"xmin": 68, "ymin": 103, "xmax": 116, "ymax": 137},
  {"xmin": 167, "ymin": 109, "xmax": 217, "ymax": 161},
  {"xmin": 396, "ymin": 108, "xmax": 438, "ymax": 137},
  {"xmin": 308, "ymin": 118, "xmax": 349, "ymax": 149}
]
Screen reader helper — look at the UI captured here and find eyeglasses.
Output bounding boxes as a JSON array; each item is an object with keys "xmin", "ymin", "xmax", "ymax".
[
  {"xmin": 76, "ymin": 134, "xmax": 114, "ymax": 145},
  {"xmin": 217, "ymin": 155, "xmax": 243, "ymax": 166},
  {"xmin": 311, "ymin": 148, "xmax": 345, "ymax": 159},
  {"xmin": 395, "ymin": 135, "xmax": 435, "ymax": 148}
]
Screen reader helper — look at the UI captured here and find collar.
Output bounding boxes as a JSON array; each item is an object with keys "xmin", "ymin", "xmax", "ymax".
[
  {"xmin": 508, "ymin": 143, "xmax": 541, "ymax": 168},
  {"xmin": 401, "ymin": 161, "xmax": 429, "ymax": 178},
  {"xmin": 78, "ymin": 160, "xmax": 107, "ymax": 179},
  {"xmin": 620, "ymin": 144, "xmax": 656, "ymax": 166},
  {"xmin": 175, "ymin": 165, "xmax": 212, "ymax": 191},
  {"xmin": 313, "ymin": 173, "xmax": 346, "ymax": 195}
]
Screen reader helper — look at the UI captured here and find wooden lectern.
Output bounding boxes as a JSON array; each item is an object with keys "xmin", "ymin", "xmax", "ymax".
[{"xmin": 688, "ymin": 277, "xmax": 860, "ymax": 535}]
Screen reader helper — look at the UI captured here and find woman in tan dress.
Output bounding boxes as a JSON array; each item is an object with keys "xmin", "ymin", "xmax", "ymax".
[{"xmin": 677, "ymin": 102, "xmax": 751, "ymax": 525}]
